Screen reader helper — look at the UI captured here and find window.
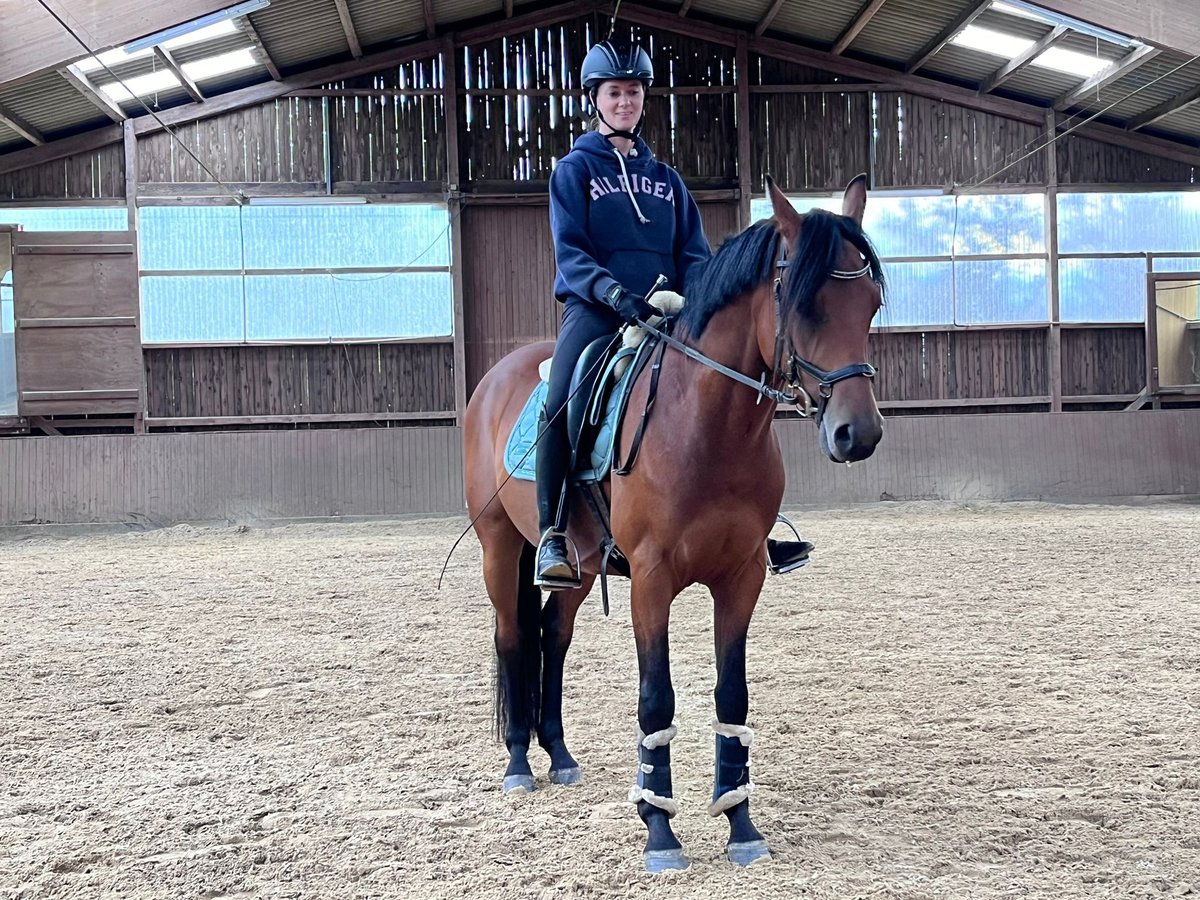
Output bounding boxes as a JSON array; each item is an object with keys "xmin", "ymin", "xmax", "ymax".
[
  {"xmin": 751, "ymin": 191, "xmax": 1047, "ymax": 326},
  {"xmin": 1058, "ymin": 191, "xmax": 1200, "ymax": 321},
  {"xmin": 138, "ymin": 202, "xmax": 453, "ymax": 343}
]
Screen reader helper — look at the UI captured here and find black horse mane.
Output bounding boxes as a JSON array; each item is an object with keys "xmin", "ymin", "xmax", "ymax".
[{"xmin": 678, "ymin": 210, "xmax": 886, "ymax": 338}]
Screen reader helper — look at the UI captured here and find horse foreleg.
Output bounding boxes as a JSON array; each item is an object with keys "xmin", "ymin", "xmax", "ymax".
[
  {"xmin": 709, "ymin": 556, "xmax": 772, "ymax": 867},
  {"xmin": 485, "ymin": 532, "xmax": 542, "ymax": 794},
  {"xmin": 629, "ymin": 571, "xmax": 688, "ymax": 873},
  {"xmin": 537, "ymin": 577, "xmax": 594, "ymax": 785}
]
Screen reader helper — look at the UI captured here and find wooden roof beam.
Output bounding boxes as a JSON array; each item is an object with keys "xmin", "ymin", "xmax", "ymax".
[
  {"xmin": 0, "ymin": 102, "xmax": 45, "ymax": 146},
  {"xmin": 58, "ymin": 65, "xmax": 127, "ymax": 123},
  {"xmin": 504, "ymin": 0, "xmax": 514, "ymax": 16},
  {"xmin": 831, "ymin": 0, "xmax": 890, "ymax": 56},
  {"xmin": 333, "ymin": 0, "xmax": 364, "ymax": 58},
  {"xmin": 237, "ymin": 16, "xmax": 282, "ymax": 81},
  {"xmin": 1054, "ymin": 44, "xmax": 1161, "ymax": 111},
  {"xmin": 904, "ymin": 0, "xmax": 990, "ymax": 75},
  {"xmin": 979, "ymin": 24, "xmax": 1069, "ymax": 94},
  {"xmin": 422, "ymin": 0, "xmax": 437, "ymax": 37},
  {"xmin": 153, "ymin": 47, "xmax": 205, "ymax": 103},
  {"xmin": 754, "ymin": 0, "xmax": 786, "ymax": 37},
  {"xmin": 1127, "ymin": 83, "xmax": 1200, "ymax": 131}
]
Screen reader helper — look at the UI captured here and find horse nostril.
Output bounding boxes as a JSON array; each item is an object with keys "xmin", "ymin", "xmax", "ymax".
[{"xmin": 833, "ymin": 421, "xmax": 879, "ymax": 462}]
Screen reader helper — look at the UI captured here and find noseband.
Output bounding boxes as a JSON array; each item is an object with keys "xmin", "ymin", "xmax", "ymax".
[{"xmin": 771, "ymin": 252, "xmax": 877, "ymax": 421}]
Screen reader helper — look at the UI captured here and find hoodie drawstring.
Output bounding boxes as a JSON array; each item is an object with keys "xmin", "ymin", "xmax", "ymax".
[{"xmin": 611, "ymin": 147, "xmax": 650, "ymax": 225}]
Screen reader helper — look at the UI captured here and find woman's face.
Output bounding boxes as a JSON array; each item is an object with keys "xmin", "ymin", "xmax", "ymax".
[{"xmin": 594, "ymin": 79, "xmax": 645, "ymax": 133}]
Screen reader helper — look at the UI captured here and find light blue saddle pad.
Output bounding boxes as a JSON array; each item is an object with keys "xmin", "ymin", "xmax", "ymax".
[{"xmin": 503, "ymin": 346, "xmax": 640, "ymax": 483}]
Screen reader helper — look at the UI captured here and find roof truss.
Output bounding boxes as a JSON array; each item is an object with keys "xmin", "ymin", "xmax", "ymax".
[
  {"xmin": 237, "ymin": 16, "xmax": 282, "ymax": 81},
  {"xmin": 0, "ymin": 102, "xmax": 45, "ymax": 146},
  {"xmin": 979, "ymin": 24, "xmax": 1069, "ymax": 94},
  {"xmin": 832, "ymin": 0, "xmax": 890, "ymax": 56},
  {"xmin": 153, "ymin": 47, "xmax": 205, "ymax": 103},
  {"xmin": 59, "ymin": 64, "xmax": 127, "ymax": 123},
  {"xmin": 333, "ymin": 0, "xmax": 364, "ymax": 58},
  {"xmin": 904, "ymin": 0, "xmax": 991, "ymax": 75},
  {"xmin": 1053, "ymin": 44, "xmax": 1161, "ymax": 111},
  {"xmin": 1127, "ymin": 83, "xmax": 1200, "ymax": 131}
]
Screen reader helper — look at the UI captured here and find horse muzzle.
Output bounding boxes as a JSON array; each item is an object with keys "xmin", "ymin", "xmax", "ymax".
[{"xmin": 816, "ymin": 378, "xmax": 883, "ymax": 463}]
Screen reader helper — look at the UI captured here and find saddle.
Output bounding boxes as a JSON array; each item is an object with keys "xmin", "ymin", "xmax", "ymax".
[
  {"xmin": 504, "ymin": 326, "xmax": 669, "ymax": 611},
  {"xmin": 504, "ymin": 330, "xmax": 661, "ymax": 485}
]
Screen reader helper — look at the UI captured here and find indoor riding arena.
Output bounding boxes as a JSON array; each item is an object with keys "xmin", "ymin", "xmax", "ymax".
[{"xmin": 2, "ymin": 0, "xmax": 1199, "ymax": 897}]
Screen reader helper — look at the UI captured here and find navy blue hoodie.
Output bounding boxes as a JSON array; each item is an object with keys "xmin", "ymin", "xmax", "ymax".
[{"xmin": 550, "ymin": 131, "xmax": 711, "ymax": 305}]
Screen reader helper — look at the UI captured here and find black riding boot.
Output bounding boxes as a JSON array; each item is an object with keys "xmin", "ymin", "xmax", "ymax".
[{"xmin": 534, "ymin": 417, "xmax": 579, "ymax": 589}]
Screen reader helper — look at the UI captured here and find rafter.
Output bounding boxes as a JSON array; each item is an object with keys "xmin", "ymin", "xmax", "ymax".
[
  {"xmin": 1127, "ymin": 83, "xmax": 1200, "ymax": 131},
  {"xmin": 979, "ymin": 24, "xmax": 1068, "ymax": 94},
  {"xmin": 421, "ymin": 0, "xmax": 437, "ymax": 37},
  {"xmin": 504, "ymin": 0, "xmax": 514, "ymax": 16},
  {"xmin": 831, "ymin": 0, "xmax": 890, "ymax": 56},
  {"xmin": 1054, "ymin": 44, "xmax": 1160, "ymax": 111},
  {"xmin": 754, "ymin": 0, "xmax": 786, "ymax": 37},
  {"xmin": 237, "ymin": 16, "xmax": 282, "ymax": 81},
  {"xmin": 153, "ymin": 47, "xmax": 205, "ymax": 103},
  {"xmin": 678, "ymin": 0, "xmax": 693, "ymax": 16},
  {"xmin": 58, "ymin": 65, "xmax": 127, "ymax": 123},
  {"xmin": 904, "ymin": 0, "xmax": 990, "ymax": 75},
  {"xmin": 333, "ymin": 0, "xmax": 364, "ymax": 58},
  {"xmin": 0, "ymin": 102, "xmax": 45, "ymax": 145}
]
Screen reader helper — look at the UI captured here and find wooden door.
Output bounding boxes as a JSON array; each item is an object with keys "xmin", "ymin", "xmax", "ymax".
[{"xmin": 12, "ymin": 230, "xmax": 142, "ymax": 416}]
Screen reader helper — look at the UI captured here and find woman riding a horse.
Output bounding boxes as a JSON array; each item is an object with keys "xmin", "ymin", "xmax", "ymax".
[
  {"xmin": 464, "ymin": 39, "xmax": 886, "ymax": 872},
  {"xmin": 534, "ymin": 39, "xmax": 814, "ymax": 589}
]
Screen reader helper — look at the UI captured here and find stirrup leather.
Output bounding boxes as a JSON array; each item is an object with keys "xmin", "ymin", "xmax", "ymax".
[
  {"xmin": 533, "ymin": 529, "xmax": 583, "ymax": 591},
  {"xmin": 767, "ymin": 514, "xmax": 810, "ymax": 575}
]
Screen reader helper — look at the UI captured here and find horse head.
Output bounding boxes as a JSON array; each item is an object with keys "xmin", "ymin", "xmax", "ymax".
[{"xmin": 764, "ymin": 175, "xmax": 885, "ymax": 463}]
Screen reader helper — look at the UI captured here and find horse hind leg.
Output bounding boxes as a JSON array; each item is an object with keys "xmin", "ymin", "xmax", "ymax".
[
  {"xmin": 485, "ymin": 530, "xmax": 542, "ymax": 794},
  {"xmin": 537, "ymin": 575, "xmax": 595, "ymax": 785}
]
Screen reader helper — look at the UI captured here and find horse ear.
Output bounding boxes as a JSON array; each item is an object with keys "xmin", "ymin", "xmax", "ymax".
[
  {"xmin": 842, "ymin": 173, "xmax": 868, "ymax": 225},
  {"xmin": 766, "ymin": 176, "xmax": 802, "ymax": 239}
]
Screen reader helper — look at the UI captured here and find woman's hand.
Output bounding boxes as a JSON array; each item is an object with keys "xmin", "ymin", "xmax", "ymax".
[{"xmin": 604, "ymin": 284, "xmax": 659, "ymax": 324}]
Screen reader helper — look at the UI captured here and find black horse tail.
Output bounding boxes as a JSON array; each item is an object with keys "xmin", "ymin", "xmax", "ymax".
[{"xmin": 493, "ymin": 540, "xmax": 543, "ymax": 743}]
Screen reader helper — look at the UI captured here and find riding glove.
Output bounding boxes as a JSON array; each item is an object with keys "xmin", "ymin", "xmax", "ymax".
[{"xmin": 604, "ymin": 283, "xmax": 659, "ymax": 325}]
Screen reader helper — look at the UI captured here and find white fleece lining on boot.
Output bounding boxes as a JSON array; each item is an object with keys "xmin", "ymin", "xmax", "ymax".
[
  {"xmin": 708, "ymin": 720, "xmax": 756, "ymax": 816},
  {"xmin": 629, "ymin": 723, "xmax": 681, "ymax": 817}
]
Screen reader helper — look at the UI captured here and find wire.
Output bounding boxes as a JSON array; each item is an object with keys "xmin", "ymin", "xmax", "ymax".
[
  {"xmin": 960, "ymin": 52, "xmax": 1200, "ymax": 193},
  {"xmin": 34, "ymin": 0, "xmax": 250, "ymax": 206}
]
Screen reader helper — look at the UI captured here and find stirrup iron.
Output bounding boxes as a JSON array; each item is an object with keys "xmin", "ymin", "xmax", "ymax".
[
  {"xmin": 533, "ymin": 528, "xmax": 583, "ymax": 591},
  {"xmin": 768, "ymin": 514, "xmax": 810, "ymax": 576}
]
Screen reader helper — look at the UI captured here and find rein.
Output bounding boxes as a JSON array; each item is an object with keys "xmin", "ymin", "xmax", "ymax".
[{"xmin": 635, "ymin": 249, "xmax": 877, "ymax": 420}]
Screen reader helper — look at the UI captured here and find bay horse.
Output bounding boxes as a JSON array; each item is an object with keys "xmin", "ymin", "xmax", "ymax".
[{"xmin": 462, "ymin": 176, "xmax": 885, "ymax": 871}]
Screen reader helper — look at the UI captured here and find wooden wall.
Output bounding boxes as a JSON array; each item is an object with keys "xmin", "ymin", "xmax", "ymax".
[
  {"xmin": 145, "ymin": 342, "xmax": 455, "ymax": 419},
  {"xmin": 2, "ymin": 18, "xmax": 1197, "ymax": 427},
  {"xmin": 1, "ymin": 411, "xmax": 1197, "ymax": 526}
]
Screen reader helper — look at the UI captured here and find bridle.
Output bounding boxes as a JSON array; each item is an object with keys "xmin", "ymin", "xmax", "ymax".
[
  {"xmin": 769, "ymin": 248, "xmax": 877, "ymax": 420},
  {"xmin": 632, "ymin": 242, "xmax": 879, "ymax": 421}
]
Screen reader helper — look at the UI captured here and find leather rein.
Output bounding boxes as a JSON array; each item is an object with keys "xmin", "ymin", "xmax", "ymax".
[{"xmin": 635, "ymin": 248, "xmax": 878, "ymax": 421}]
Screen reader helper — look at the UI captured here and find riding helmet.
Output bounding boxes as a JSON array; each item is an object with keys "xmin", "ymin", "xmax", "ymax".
[{"xmin": 580, "ymin": 40, "xmax": 654, "ymax": 90}]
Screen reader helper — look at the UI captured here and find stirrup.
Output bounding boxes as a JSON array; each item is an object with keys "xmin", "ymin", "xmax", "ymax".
[
  {"xmin": 767, "ymin": 515, "xmax": 811, "ymax": 576},
  {"xmin": 533, "ymin": 529, "xmax": 583, "ymax": 591}
]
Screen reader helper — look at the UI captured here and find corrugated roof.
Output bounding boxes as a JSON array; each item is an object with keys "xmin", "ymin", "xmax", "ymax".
[
  {"xmin": 2, "ymin": 0, "xmax": 1199, "ymax": 160},
  {"xmin": 251, "ymin": 0, "xmax": 351, "ymax": 69},
  {"xmin": 0, "ymin": 70, "xmax": 110, "ymax": 138},
  {"xmin": 348, "ymin": 0, "xmax": 428, "ymax": 48},
  {"xmin": 769, "ymin": 0, "xmax": 865, "ymax": 47}
]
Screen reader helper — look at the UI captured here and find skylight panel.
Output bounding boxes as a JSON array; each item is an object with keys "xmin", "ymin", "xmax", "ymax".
[
  {"xmin": 951, "ymin": 25, "xmax": 1034, "ymax": 59},
  {"xmin": 75, "ymin": 46, "xmax": 154, "ymax": 74},
  {"xmin": 181, "ymin": 48, "xmax": 259, "ymax": 82},
  {"xmin": 99, "ymin": 69, "xmax": 182, "ymax": 103},
  {"xmin": 1035, "ymin": 47, "xmax": 1110, "ymax": 78}
]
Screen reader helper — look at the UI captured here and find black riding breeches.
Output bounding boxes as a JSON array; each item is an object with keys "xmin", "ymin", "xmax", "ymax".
[
  {"xmin": 542, "ymin": 298, "xmax": 624, "ymax": 452},
  {"xmin": 535, "ymin": 298, "xmax": 621, "ymax": 534}
]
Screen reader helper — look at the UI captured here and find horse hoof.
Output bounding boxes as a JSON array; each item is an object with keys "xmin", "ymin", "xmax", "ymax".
[
  {"xmin": 503, "ymin": 774, "xmax": 535, "ymax": 794},
  {"xmin": 726, "ymin": 839, "xmax": 771, "ymax": 867},
  {"xmin": 548, "ymin": 766, "xmax": 582, "ymax": 785},
  {"xmin": 644, "ymin": 848, "xmax": 689, "ymax": 873}
]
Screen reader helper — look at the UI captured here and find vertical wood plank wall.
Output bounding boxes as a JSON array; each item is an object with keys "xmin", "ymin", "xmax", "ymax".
[
  {"xmin": 1, "ymin": 411, "xmax": 1197, "ymax": 526},
  {"xmin": 1, "ymin": 19, "xmax": 1195, "ymax": 419}
]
